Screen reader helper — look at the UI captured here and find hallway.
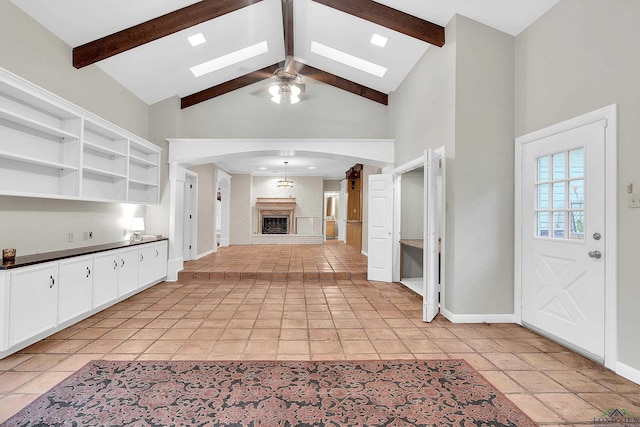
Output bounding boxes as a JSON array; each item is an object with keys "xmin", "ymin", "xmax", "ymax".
[{"xmin": 0, "ymin": 242, "xmax": 638, "ymax": 425}]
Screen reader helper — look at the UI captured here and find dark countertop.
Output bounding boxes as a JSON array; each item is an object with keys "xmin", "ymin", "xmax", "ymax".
[{"xmin": 1, "ymin": 238, "xmax": 168, "ymax": 270}]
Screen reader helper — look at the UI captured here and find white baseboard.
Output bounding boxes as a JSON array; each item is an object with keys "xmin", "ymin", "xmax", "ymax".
[
  {"xmin": 616, "ymin": 361, "xmax": 640, "ymax": 385},
  {"xmin": 440, "ymin": 308, "xmax": 514, "ymax": 324},
  {"xmin": 361, "ymin": 250, "xmax": 368, "ymax": 257},
  {"xmin": 196, "ymin": 249, "xmax": 215, "ymax": 259}
]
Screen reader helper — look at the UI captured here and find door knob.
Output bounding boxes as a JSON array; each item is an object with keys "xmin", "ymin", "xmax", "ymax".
[{"xmin": 588, "ymin": 250, "xmax": 602, "ymax": 259}]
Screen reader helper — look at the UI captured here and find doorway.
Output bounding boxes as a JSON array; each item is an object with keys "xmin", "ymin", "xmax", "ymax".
[
  {"xmin": 389, "ymin": 148, "xmax": 445, "ymax": 322},
  {"xmin": 515, "ymin": 105, "xmax": 617, "ymax": 369},
  {"xmin": 215, "ymin": 169, "xmax": 231, "ymax": 248},
  {"xmin": 324, "ymin": 192, "xmax": 340, "ymax": 240}
]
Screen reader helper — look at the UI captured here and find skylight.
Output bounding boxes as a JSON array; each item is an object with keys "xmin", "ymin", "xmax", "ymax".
[
  {"xmin": 310, "ymin": 41, "xmax": 387, "ymax": 77},
  {"xmin": 187, "ymin": 33, "xmax": 206, "ymax": 47},
  {"xmin": 190, "ymin": 41, "xmax": 269, "ymax": 78},
  {"xmin": 370, "ymin": 33, "xmax": 388, "ymax": 48}
]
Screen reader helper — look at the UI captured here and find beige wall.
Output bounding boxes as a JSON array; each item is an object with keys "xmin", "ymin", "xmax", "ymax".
[
  {"xmin": 0, "ymin": 0, "xmax": 149, "ymax": 138},
  {"xmin": 188, "ymin": 164, "xmax": 216, "ymax": 256},
  {"xmin": 390, "ymin": 15, "xmax": 515, "ymax": 316},
  {"xmin": 0, "ymin": 0, "xmax": 152, "ymax": 256},
  {"xmin": 179, "ymin": 79, "xmax": 388, "ymax": 140},
  {"xmin": 515, "ymin": 0, "xmax": 640, "ymax": 372}
]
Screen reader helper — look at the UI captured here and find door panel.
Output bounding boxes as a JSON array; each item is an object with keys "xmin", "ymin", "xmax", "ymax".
[
  {"xmin": 424, "ymin": 150, "xmax": 441, "ymax": 322},
  {"xmin": 367, "ymin": 174, "xmax": 393, "ymax": 282},
  {"xmin": 521, "ymin": 120, "xmax": 605, "ymax": 358}
]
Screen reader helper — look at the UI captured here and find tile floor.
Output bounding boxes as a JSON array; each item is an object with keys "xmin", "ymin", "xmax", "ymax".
[{"xmin": 0, "ymin": 242, "xmax": 639, "ymax": 426}]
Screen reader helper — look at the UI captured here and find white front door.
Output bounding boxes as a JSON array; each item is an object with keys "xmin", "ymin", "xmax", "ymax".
[
  {"xmin": 368, "ymin": 173, "xmax": 393, "ymax": 282},
  {"xmin": 521, "ymin": 120, "xmax": 605, "ymax": 360},
  {"xmin": 424, "ymin": 149, "xmax": 441, "ymax": 322}
]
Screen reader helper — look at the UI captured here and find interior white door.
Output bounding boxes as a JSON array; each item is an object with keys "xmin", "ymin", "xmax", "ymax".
[
  {"xmin": 424, "ymin": 149, "xmax": 441, "ymax": 322},
  {"xmin": 339, "ymin": 180, "xmax": 347, "ymax": 242},
  {"xmin": 521, "ymin": 120, "xmax": 605, "ymax": 359},
  {"xmin": 183, "ymin": 176, "xmax": 195, "ymax": 260},
  {"xmin": 368, "ymin": 173, "xmax": 393, "ymax": 282}
]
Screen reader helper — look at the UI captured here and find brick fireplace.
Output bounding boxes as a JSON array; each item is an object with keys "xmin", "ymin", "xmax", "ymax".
[{"xmin": 256, "ymin": 198, "xmax": 296, "ymax": 234}]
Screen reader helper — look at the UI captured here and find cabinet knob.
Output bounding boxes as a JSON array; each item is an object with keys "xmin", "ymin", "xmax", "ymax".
[
  {"xmin": 49, "ymin": 275, "xmax": 55, "ymax": 288},
  {"xmin": 155, "ymin": 249, "xmax": 159, "ymax": 257},
  {"xmin": 121, "ymin": 259, "xmax": 125, "ymax": 268},
  {"xmin": 113, "ymin": 260, "xmax": 118, "ymax": 270},
  {"xmin": 86, "ymin": 267, "xmax": 91, "ymax": 278},
  {"xmin": 140, "ymin": 254, "xmax": 144, "ymax": 262}
]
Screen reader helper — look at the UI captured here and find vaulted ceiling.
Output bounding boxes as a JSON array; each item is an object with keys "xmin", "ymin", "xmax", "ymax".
[
  {"xmin": 9, "ymin": 0, "xmax": 559, "ymax": 179},
  {"xmin": 11, "ymin": 0, "xmax": 559, "ymax": 108}
]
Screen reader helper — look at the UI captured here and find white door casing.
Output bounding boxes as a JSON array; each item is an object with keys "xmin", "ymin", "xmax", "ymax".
[
  {"xmin": 368, "ymin": 173, "xmax": 393, "ymax": 282},
  {"xmin": 424, "ymin": 149, "xmax": 441, "ymax": 322},
  {"xmin": 516, "ymin": 104, "xmax": 617, "ymax": 369}
]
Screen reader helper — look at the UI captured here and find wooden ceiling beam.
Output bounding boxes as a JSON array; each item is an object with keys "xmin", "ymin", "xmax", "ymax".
[
  {"xmin": 73, "ymin": 0, "xmax": 263, "ymax": 68},
  {"xmin": 298, "ymin": 63, "xmax": 388, "ymax": 105},
  {"xmin": 282, "ymin": 0, "xmax": 294, "ymax": 57},
  {"xmin": 312, "ymin": 0, "xmax": 445, "ymax": 47},
  {"xmin": 180, "ymin": 60, "xmax": 388, "ymax": 108},
  {"xmin": 181, "ymin": 64, "xmax": 278, "ymax": 109}
]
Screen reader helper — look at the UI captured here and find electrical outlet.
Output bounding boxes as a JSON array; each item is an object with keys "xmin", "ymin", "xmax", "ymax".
[
  {"xmin": 629, "ymin": 194, "xmax": 640, "ymax": 208},
  {"xmin": 88, "ymin": 231, "xmax": 93, "ymax": 239},
  {"xmin": 83, "ymin": 231, "xmax": 88, "ymax": 240},
  {"xmin": 68, "ymin": 232, "xmax": 74, "ymax": 242}
]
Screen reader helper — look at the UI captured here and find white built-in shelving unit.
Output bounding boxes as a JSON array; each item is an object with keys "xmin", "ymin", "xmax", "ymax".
[{"xmin": 0, "ymin": 67, "xmax": 161, "ymax": 204}]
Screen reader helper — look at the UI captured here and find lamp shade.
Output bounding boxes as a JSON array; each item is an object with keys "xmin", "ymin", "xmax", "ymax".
[{"xmin": 130, "ymin": 217, "xmax": 145, "ymax": 232}]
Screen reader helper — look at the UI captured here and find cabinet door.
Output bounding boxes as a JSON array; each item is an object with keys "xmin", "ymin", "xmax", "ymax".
[
  {"xmin": 138, "ymin": 244, "xmax": 156, "ymax": 287},
  {"xmin": 118, "ymin": 247, "xmax": 138, "ymax": 296},
  {"xmin": 93, "ymin": 250, "xmax": 119, "ymax": 308},
  {"xmin": 153, "ymin": 241, "xmax": 168, "ymax": 282},
  {"xmin": 9, "ymin": 263, "xmax": 58, "ymax": 346},
  {"xmin": 58, "ymin": 256, "xmax": 93, "ymax": 324}
]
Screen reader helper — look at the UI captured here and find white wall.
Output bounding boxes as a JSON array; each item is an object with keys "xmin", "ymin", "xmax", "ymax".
[
  {"xmin": 515, "ymin": 0, "xmax": 640, "ymax": 374},
  {"xmin": 230, "ymin": 174, "xmax": 252, "ymax": 245},
  {"xmin": 0, "ymin": 0, "xmax": 153, "ymax": 256}
]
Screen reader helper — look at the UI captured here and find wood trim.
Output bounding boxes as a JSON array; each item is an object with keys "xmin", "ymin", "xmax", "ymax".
[
  {"xmin": 73, "ymin": 0, "xmax": 263, "ymax": 68},
  {"xmin": 312, "ymin": 0, "xmax": 445, "ymax": 47},
  {"xmin": 181, "ymin": 64, "xmax": 278, "ymax": 109}
]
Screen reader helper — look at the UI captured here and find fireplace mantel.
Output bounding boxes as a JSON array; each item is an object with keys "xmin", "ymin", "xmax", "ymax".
[{"xmin": 256, "ymin": 198, "xmax": 296, "ymax": 234}]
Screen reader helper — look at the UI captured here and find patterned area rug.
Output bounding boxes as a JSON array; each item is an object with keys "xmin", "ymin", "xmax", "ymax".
[{"xmin": 4, "ymin": 359, "xmax": 537, "ymax": 426}]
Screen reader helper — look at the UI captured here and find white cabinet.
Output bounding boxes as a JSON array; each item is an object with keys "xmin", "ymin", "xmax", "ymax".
[
  {"xmin": 118, "ymin": 247, "xmax": 139, "ymax": 296},
  {"xmin": 9, "ymin": 262, "xmax": 58, "ymax": 347},
  {"xmin": 0, "ymin": 67, "xmax": 161, "ymax": 204},
  {"xmin": 58, "ymin": 255, "xmax": 93, "ymax": 324},
  {"xmin": 138, "ymin": 244, "xmax": 156, "ymax": 287},
  {"xmin": 0, "ymin": 240, "xmax": 167, "ymax": 358},
  {"xmin": 154, "ymin": 241, "xmax": 168, "ymax": 282},
  {"xmin": 92, "ymin": 250, "xmax": 119, "ymax": 308}
]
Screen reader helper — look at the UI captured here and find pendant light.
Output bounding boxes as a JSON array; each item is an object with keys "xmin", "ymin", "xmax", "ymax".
[{"xmin": 277, "ymin": 161, "xmax": 293, "ymax": 188}]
